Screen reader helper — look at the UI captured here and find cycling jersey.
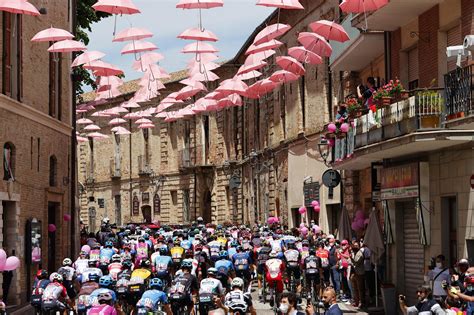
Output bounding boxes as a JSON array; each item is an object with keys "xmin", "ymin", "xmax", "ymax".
[
  {"xmin": 257, "ymin": 246, "xmax": 272, "ymax": 266},
  {"xmin": 58, "ymin": 266, "xmax": 76, "ymax": 281},
  {"xmin": 99, "ymin": 248, "xmax": 115, "ymax": 263},
  {"xmin": 78, "ymin": 281, "xmax": 99, "ymax": 296},
  {"xmin": 81, "ymin": 268, "xmax": 103, "ymax": 283},
  {"xmin": 154, "ymin": 255, "xmax": 173, "ymax": 276},
  {"xmin": 108, "ymin": 263, "xmax": 122, "ymax": 281},
  {"xmin": 136, "ymin": 289, "xmax": 168, "ymax": 310},
  {"xmin": 270, "ymin": 239, "xmax": 282, "ymax": 253},
  {"xmin": 136, "ymin": 243, "xmax": 149, "ymax": 260},
  {"xmin": 87, "ymin": 304, "xmax": 117, "ymax": 315},
  {"xmin": 90, "ymin": 249, "xmax": 101, "ymax": 261},
  {"xmin": 88, "ymin": 288, "xmax": 117, "ymax": 306},
  {"xmin": 170, "ymin": 246, "xmax": 184, "ymax": 264},
  {"xmin": 181, "ymin": 240, "xmax": 192, "ymax": 250},
  {"xmin": 74, "ymin": 258, "xmax": 90, "ymax": 275},
  {"xmin": 199, "ymin": 278, "xmax": 225, "ymax": 296},
  {"xmin": 169, "ymin": 273, "xmax": 199, "ymax": 300},
  {"xmin": 228, "ymin": 247, "xmax": 237, "ymax": 259},
  {"xmin": 224, "ymin": 290, "xmax": 252, "ymax": 314},
  {"xmin": 232, "ymin": 252, "xmax": 252, "ymax": 271},
  {"xmin": 265, "ymin": 258, "xmax": 284, "ymax": 281},
  {"xmin": 208, "ymin": 241, "xmax": 222, "ymax": 261},
  {"xmin": 283, "ymin": 249, "xmax": 300, "ymax": 268},
  {"xmin": 316, "ymin": 249, "xmax": 330, "ymax": 269},
  {"xmin": 42, "ymin": 282, "xmax": 67, "ymax": 302},
  {"xmin": 215, "ymin": 259, "xmax": 234, "ymax": 276},
  {"xmin": 304, "ymin": 255, "xmax": 322, "ymax": 274}
]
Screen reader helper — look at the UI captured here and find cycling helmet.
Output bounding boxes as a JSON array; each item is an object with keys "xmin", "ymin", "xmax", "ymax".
[
  {"xmin": 269, "ymin": 251, "xmax": 278, "ymax": 258},
  {"xmin": 145, "ymin": 228, "xmax": 151, "ymax": 234},
  {"xmin": 99, "ymin": 275, "xmax": 113, "ymax": 288},
  {"xmin": 231, "ymin": 277, "xmax": 244, "ymax": 288},
  {"xmin": 122, "ymin": 260, "xmax": 133, "ymax": 270},
  {"xmin": 111, "ymin": 254, "xmax": 121, "ymax": 263},
  {"xmin": 286, "ymin": 242, "xmax": 296, "ymax": 250},
  {"xmin": 149, "ymin": 278, "xmax": 164, "ymax": 290},
  {"xmin": 309, "ymin": 247, "xmax": 316, "ymax": 256},
  {"xmin": 174, "ymin": 239, "xmax": 181, "ymax": 246},
  {"xmin": 185, "ymin": 249, "xmax": 194, "ymax": 258},
  {"xmin": 302, "ymin": 239, "xmax": 310, "ymax": 247},
  {"xmin": 62, "ymin": 258, "xmax": 73, "ymax": 266},
  {"xmin": 219, "ymin": 250, "xmax": 228, "ymax": 259},
  {"xmin": 208, "ymin": 268, "xmax": 217, "ymax": 276},
  {"xmin": 236, "ymin": 245, "xmax": 243, "ymax": 252},
  {"xmin": 97, "ymin": 292, "xmax": 113, "ymax": 305},
  {"xmin": 89, "ymin": 273, "xmax": 100, "ymax": 282},
  {"xmin": 194, "ymin": 244, "xmax": 203, "ymax": 252},
  {"xmin": 50, "ymin": 272, "xmax": 63, "ymax": 283},
  {"xmin": 140, "ymin": 259, "xmax": 151, "ymax": 268},
  {"xmin": 143, "ymin": 233, "xmax": 149, "ymax": 240},
  {"xmin": 159, "ymin": 246, "xmax": 168, "ymax": 256},
  {"xmin": 88, "ymin": 260, "xmax": 98, "ymax": 267},
  {"xmin": 36, "ymin": 269, "xmax": 48, "ymax": 280},
  {"xmin": 138, "ymin": 237, "xmax": 145, "ymax": 243},
  {"xmin": 230, "ymin": 240, "xmax": 239, "ymax": 248},
  {"xmin": 181, "ymin": 260, "xmax": 193, "ymax": 270},
  {"xmin": 105, "ymin": 241, "xmax": 113, "ymax": 248}
]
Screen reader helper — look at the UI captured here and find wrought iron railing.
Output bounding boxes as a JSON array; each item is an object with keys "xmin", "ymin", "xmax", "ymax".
[{"xmin": 444, "ymin": 64, "xmax": 473, "ymax": 118}]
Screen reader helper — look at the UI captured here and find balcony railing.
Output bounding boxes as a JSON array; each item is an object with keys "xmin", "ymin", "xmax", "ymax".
[{"xmin": 444, "ymin": 64, "xmax": 473, "ymax": 119}]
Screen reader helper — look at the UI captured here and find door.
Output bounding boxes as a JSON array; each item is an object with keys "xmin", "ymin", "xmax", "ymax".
[
  {"xmin": 202, "ymin": 190, "xmax": 212, "ymax": 224},
  {"xmin": 141, "ymin": 206, "xmax": 152, "ymax": 224},
  {"xmin": 48, "ymin": 202, "xmax": 58, "ymax": 273}
]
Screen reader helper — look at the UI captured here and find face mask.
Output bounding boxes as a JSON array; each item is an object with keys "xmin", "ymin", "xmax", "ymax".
[
  {"xmin": 436, "ymin": 262, "xmax": 443, "ymax": 268},
  {"xmin": 323, "ymin": 302, "xmax": 330, "ymax": 309},
  {"xmin": 279, "ymin": 303, "xmax": 289, "ymax": 314},
  {"xmin": 467, "ymin": 285, "xmax": 473, "ymax": 292}
]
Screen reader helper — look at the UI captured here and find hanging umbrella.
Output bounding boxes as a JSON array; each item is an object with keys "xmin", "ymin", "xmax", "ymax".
[
  {"xmin": 84, "ymin": 60, "xmax": 124, "ymax": 76},
  {"xmin": 0, "ymin": 0, "xmax": 40, "ymax": 15},
  {"xmin": 217, "ymin": 94, "xmax": 242, "ymax": 108},
  {"xmin": 246, "ymin": 78, "xmax": 279, "ymax": 99},
  {"xmin": 175, "ymin": 85, "xmax": 207, "ymax": 101},
  {"xmin": 180, "ymin": 106, "xmax": 196, "ymax": 116},
  {"xmin": 363, "ymin": 209, "xmax": 385, "ymax": 307},
  {"xmin": 77, "ymin": 136, "xmax": 89, "ymax": 143},
  {"xmin": 182, "ymin": 42, "xmax": 218, "ymax": 54},
  {"xmin": 297, "ymin": 32, "xmax": 333, "ymax": 57},
  {"xmin": 188, "ymin": 60, "xmax": 220, "ymax": 72},
  {"xmin": 254, "ymin": 23, "xmax": 291, "ymax": 46},
  {"xmin": 31, "ymin": 27, "xmax": 74, "ymax": 42},
  {"xmin": 121, "ymin": 40, "xmax": 158, "ymax": 55},
  {"xmin": 108, "ymin": 118, "xmax": 127, "ymax": 125},
  {"xmin": 135, "ymin": 118, "xmax": 152, "ymax": 124},
  {"xmin": 190, "ymin": 53, "xmax": 219, "ymax": 64},
  {"xmin": 112, "ymin": 126, "xmax": 132, "ymax": 135},
  {"xmin": 178, "ymin": 27, "xmax": 218, "ymax": 42},
  {"xmin": 84, "ymin": 124, "xmax": 101, "ymax": 131},
  {"xmin": 48, "ymin": 40, "xmax": 87, "ymax": 53},
  {"xmin": 71, "ymin": 51, "xmax": 106, "ymax": 68},
  {"xmin": 246, "ymin": 39, "xmax": 283, "ymax": 55},
  {"xmin": 110, "ymin": 106, "xmax": 128, "ymax": 114},
  {"xmin": 237, "ymin": 70, "xmax": 262, "ymax": 81},
  {"xmin": 92, "ymin": 0, "xmax": 140, "ymax": 14},
  {"xmin": 113, "ymin": 27, "xmax": 153, "ymax": 42},
  {"xmin": 98, "ymin": 76, "xmax": 123, "ymax": 87},
  {"xmin": 189, "ymin": 69, "xmax": 220, "ymax": 82},
  {"xmin": 244, "ymin": 50, "xmax": 276, "ymax": 63},
  {"xmin": 269, "ymin": 70, "xmax": 300, "ymax": 83},
  {"xmin": 276, "ymin": 56, "xmax": 305, "ymax": 75},
  {"xmin": 309, "ymin": 20, "xmax": 350, "ymax": 42},
  {"xmin": 122, "ymin": 101, "xmax": 140, "ymax": 109},
  {"xmin": 138, "ymin": 123, "xmax": 155, "ymax": 129},
  {"xmin": 339, "ymin": 0, "xmax": 388, "ymax": 13},
  {"xmin": 256, "ymin": 0, "xmax": 304, "ymax": 10},
  {"xmin": 76, "ymin": 118, "xmax": 94, "ymax": 125},
  {"xmin": 87, "ymin": 132, "xmax": 109, "ymax": 139},
  {"xmin": 176, "ymin": 0, "xmax": 224, "ymax": 9},
  {"xmin": 288, "ymin": 46, "xmax": 322, "ymax": 65},
  {"xmin": 217, "ymin": 78, "xmax": 248, "ymax": 96},
  {"xmin": 237, "ymin": 60, "xmax": 267, "ymax": 76},
  {"xmin": 337, "ymin": 207, "xmax": 353, "ymax": 241},
  {"xmin": 131, "ymin": 52, "xmax": 164, "ymax": 71}
]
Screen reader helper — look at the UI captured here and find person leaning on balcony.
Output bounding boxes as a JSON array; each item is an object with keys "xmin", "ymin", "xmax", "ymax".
[{"xmin": 357, "ymin": 77, "xmax": 376, "ymax": 110}]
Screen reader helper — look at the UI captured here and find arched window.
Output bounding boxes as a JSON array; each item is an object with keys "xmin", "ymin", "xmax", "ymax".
[
  {"xmin": 49, "ymin": 155, "xmax": 57, "ymax": 186},
  {"xmin": 3, "ymin": 142, "xmax": 15, "ymax": 181}
]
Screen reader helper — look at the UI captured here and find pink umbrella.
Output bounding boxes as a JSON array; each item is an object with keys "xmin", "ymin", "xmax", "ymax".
[
  {"xmin": 71, "ymin": 51, "xmax": 106, "ymax": 68},
  {"xmin": 298, "ymin": 32, "xmax": 332, "ymax": 57},
  {"xmin": 237, "ymin": 70, "xmax": 262, "ymax": 81},
  {"xmin": 182, "ymin": 42, "xmax": 218, "ymax": 54},
  {"xmin": 176, "ymin": 0, "xmax": 224, "ymax": 9},
  {"xmin": 48, "ymin": 40, "xmax": 87, "ymax": 53},
  {"xmin": 98, "ymin": 76, "xmax": 123, "ymax": 87},
  {"xmin": 122, "ymin": 101, "xmax": 140, "ymax": 109},
  {"xmin": 254, "ymin": 23, "xmax": 291, "ymax": 46},
  {"xmin": 237, "ymin": 60, "xmax": 267, "ymax": 76},
  {"xmin": 276, "ymin": 56, "xmax": 305, "ymax": 75},
  {"xmin": 138, "ymin": 123, "xmax": 155, "ymax": 129},
  {"xmin": 188, "ymin": 59, "xmax": 220, "ymax": 72},
  {"xmin": 175, "ymin": 85, "xmax": 206, "ymax": 100},
  {"xmin": 77, "ymin": 136, "xmax": 89, "ymax": 143},
  {"xmin": 76, "ymin": 118, "xmax": 94, "ymax": 125},
  {"xmin": 113, "ymin": 126, "xmax": 131, "ymax": 135},
  {"xmin": 84, "ymin": 124, "xmax": 101, "ymax": 131},
  {"xmin": 269, "ymin": 70, "xmax": 300, "ymax": 83},
  {"xmin": 288, "ymin": 46, "xmax": 322, "ymax": 65},
  {"xmin": 309, "ymin": 20, "xmax": 350, "ymax": 42},
  {"xmin": 246, "ymin": 79, "xmax": 279, "ymax": 99},
  {"xmin": 217, "ymin": 78, "xmax": 248, "ymax": 96},
  {"xmin": 92, "ymin": 0, "xmax": 141, "ymax": 14},
  {"xmin": 189, "ymin": 69, "xmax": 220, "ymax": 82},
  {"xmin": 135, "ymin": 118, "xmax": 152, "ymax": 124},
  {"xmin": 217, "ymin": 94, "xmax": 242, "ymax": 108},
  {"xmin": 244, "ymin": 50, "xmax": 276, "ymax": 65},
  {"xmin": 246, "ymin": 40, "xmax": 282, "ymax": 55},
  {"xmin": 179, "ymin": 79, "xmax": 207, "ymax": 89},
  {"xmin": 256, "ymin": 0, "xmax": 304, "ymax": 10},
  {"xmin": 87, "ymin": 132, "xmax": 109, "ymax": 139},
  {"xmin": 339, "ymin": 0, "xmax": 388, "ymax": 13},
  {"xmin": 132, "ymin": 52, "xmax": 164, "ymax": 71},
  {"xmin": 0, "ymin": 0, "xmax": 40, "ymax": 16},
  {"xmin": 31, "ymin": 27, "xmax": 74, "ymax": 42},
  {"xmin": 113, "ymin": 27, "xmax": 153, "ymax": 42},
  {"xmin": 110, "ymin": 106, "xmax": 128, "ymax": 114},
  {"xmin": 84, "ymin": 60, "xmax": 124, "ymax": 76},
  {"xmin": 108, "ymin": 118, "xmax": 127, "ymax": 125},
  {"xmin": 121, "ymin": 41, "xmax": 157, "ymax": 55},
  {"xmin": 178, "ymin": 27, "xmax": 218, "ymax": 42},
  {"xmin": 190, "ymin": 53, "xmax": 219, "ymax": 64},
  {"xmin": 180, "ymin": 106, "xmax": 195, "ymax": 116}
]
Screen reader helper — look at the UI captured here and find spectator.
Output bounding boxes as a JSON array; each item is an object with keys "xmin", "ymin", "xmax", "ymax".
[
  {"xmin": 445, "ymin": 273, "xmax": 474, "ymax": 312},
  {"xmin": 279, "ymin": 292, "xmax": 305, "ymax": 315},
  {"xmin": 306, "ymin": 287, "xmax": 342, "ymax": 315},
  {"xmin": 337, "ymin": 239, "xmax": 352, "ymax": 301},
  {"xmin": 361, "ymin": 242, "xmax": 375, "ymax": 304},
  {"xmin": 327, "ymin": 235, "xmax": 341, "ymax": 296},
  {"xmin": 427, "ymin": 254, "xmax": 450, "ymax": 301},
  {"xmin": 350, "ymin": 240, "xmax": 366, "ymax": 308},
  {"xmin": 398, "ymin": 286, "xmax": 444, "ymax": 315},
  {"xmin": 452, "ymin": 258, "xmax": 470, "ymax": 288},
  {"xmin": 357, "ymin": 77, "xmax": 376, "ymax": 109}
]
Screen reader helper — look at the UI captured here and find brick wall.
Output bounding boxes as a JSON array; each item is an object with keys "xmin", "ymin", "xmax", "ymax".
[
  {"xmin": 391, "ymin": 28, "xmax": 402, "ymax": 79},
  {"xmin": 418, "ymin": 5, "xmax": 440, "ymax": 87},
  {"xmin": 461, "ymin": 0, "xmax": 474, "ymax": 38}
]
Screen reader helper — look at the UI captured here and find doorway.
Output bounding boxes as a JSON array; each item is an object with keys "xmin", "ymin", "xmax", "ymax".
[
  {"xmin": 441, "ymin": 196, "xmax": 457, "ymax": 266},
  {"xmin": 48, "ymin": 202, "xmax": 59, "ymax": 273},
  {"xmin": 141, "ymin": 205, "xmax": 152, "ymax": 223},
  {"xmin": 202, "ymin": 190, "xmax": 212, "ymax": 224},
  {"xmin": 327, "ymin": 204, "xmax": 341, "ymax": 235}
]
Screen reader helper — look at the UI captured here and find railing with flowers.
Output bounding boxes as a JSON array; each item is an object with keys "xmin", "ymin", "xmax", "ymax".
[{"xmin": 444, "ymin": 64, "xmax": 473, "ymax": 119}]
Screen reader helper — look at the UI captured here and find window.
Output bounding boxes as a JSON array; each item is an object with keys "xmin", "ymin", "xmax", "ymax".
[
  {"xmin": 143, "ymin": 129, "xmax": 149, "ymax": 166},
  {"xmin": 3, "ymin": 142, "xmax": 15, "ymax": 181},
  {"xmin": 182, "ymin": 189, "xmax": 190, "ymax": 222},
  {"xmin": 2, "ymin": 13, "xmax": 22, "ymax": 101},
  {"xmin": 49, "ymin": 155, "xmax": 57, "ymax": 186},
  {"xmin": 49, "ymin": 49, "xmax": 62, "ymax": 119}
]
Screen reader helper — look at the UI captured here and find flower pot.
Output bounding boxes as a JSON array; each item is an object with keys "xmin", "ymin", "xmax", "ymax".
[
  {"xmin": 400, "ymin": 90, "xmax": 409, "ymax": 99},
  {"xmin": 382, "ymin": 96, "xmax": 392, "ymax": 106},
  {"xmin": 457, "ymin": 112, "xmax": 465, "ymax": 118}
]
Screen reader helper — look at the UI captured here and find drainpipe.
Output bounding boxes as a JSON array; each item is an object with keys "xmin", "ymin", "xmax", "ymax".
[
  {"xmin": 70, "ymin": 0, "xmax": 78, "ymax": 257},
  {"xmin": 384, "ymin": 31, "xmax": 392, "ymax": 80}
]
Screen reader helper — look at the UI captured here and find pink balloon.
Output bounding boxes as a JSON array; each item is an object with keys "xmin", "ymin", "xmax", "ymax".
[
  {"xmin": 364, "ymin": 218, "xmax": 370, "ymax": 225},
  {"xmin": 0, "ymin": 249, "xmax": 6, "ymax": 271},
  {"xmin": 313, "ymin": 205, "xmax": 321, "ymax": 212},
  {"xmin": 300, "ymin": 227, "xmax": 308, "ymax": 235},
  {"xmin": 63, "ymin": 214, "xmax": 71, "ymax": 222},
  {"xmin": 340, "ymin": 123, "xmax": 349, "ymax": 133},
  {"xmin": 328, "ymin": 138, "xmax": 335, "ymax": 147},
  {"xmin": 356, "ymin": 219, "xmax": 365, "ymax": 230},
  {"xmin": 328, "ymin": 123, "xmax": 336, "ymax": 133},
  {"xmin": 48, "ymin": 224, "xmax": 56, "ymax": 233},
  {"xmin": 81, "ymin": 245, "xmax": 91, "ymax": 254},
  {"xmin": 351, "ymin": 221, "xmax": 359, "ymax": 231},
  {"xmin": 313, "ymin": 225, "xmax": 321, "ymax": 234},
  {"xmin": 355, "ymin": 210, "xmax": 365, "ymax": 219},
  {"xmin": 311, "ymin": 200, "xmax": 319, "ymax": 207},
  {"xmin": 298, "ymin": 206, "xmax": 307, "ymax": 214},
  {"xmin": 4, "ymin": 256, "xmax": 20, "ymax": 271}
]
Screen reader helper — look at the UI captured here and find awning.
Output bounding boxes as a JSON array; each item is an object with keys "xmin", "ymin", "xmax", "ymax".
[{"xmin": 330, "ymin": 32, "xmax": 384, "ymax": 72}]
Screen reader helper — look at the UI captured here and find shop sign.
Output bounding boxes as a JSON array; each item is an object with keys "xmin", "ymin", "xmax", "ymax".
[
  {"xmin": 381, "ymin": 163, "xmax": 419, "ymax": 199},
  {"xmin": 303, "ymin": 181, "xmax": 320, "ymax": 208},
  {"xmin": 132, "ymin": 196, "xmax": 140, "ymax": 215}
]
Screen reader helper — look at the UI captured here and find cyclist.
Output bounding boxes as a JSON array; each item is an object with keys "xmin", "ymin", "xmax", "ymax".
[
  {"xmin": 303, "ymin": 247, "xmax": 323, "ymax": 302},
  {"xmin": 117, "ymin": 259, "xmax": 133, "ymax": 280},
  {"xmin": 198, "ymin": 267, "xmax": 225, "ymax": 314},
  {"xmin": 169, "ymin": 260, "xmax": 199, "ymax": 314},
  {"xmin": 208, "ymin": 236, "xmax": 223, "ymax": 264},
  {"xmin": 232, "ymin": 246, "xmax": 253, "ymax": 290},
  {"xmin": 283, "ymin": 241, "xmax": 301, "ymax": 294},
  {"xmin": 224, "ymin": 277, "xmax": 257, "ymax": 315},
  {"xmin": 135, "ymin": 237, "xmax": 149, "ymax": 267},
  {"xmin": 265, "ymin": 251, "xmax": 285, "ymax": 307},
  {"xmin": 58, "ymin": 258, "xmax": 78, "ymax": 302},
  {"xmin": 215, "ymin": 250, "xmax": 234, "ymax": 291},
  {"xmin": 99, "ymin": 241, "xmax": 116, "ymax": 268},
  {"xmin": 170, "ymin": 239, "xmax": 185, "ymax": 270},
  {"xmin": 153, "ymin": 246, "xmax": 173, "ymax": 286},
  {"xmin": 82, "ymin": 260, "xmax": 103, "ymax": 283},
  {"xmin": 256, "ymin": 239, "xmax": 272, "ymax": 300},
  {"xmin": 89, "ymin": 276, "xmax": 117, "ymax": 308},
  {"xmin": 136, "ymin": 278, "xmax": 172, "ymax": 315},
  {"xmin": 74, "ymin": 251, "xmax": 90, "ymax": 277},
  {"xmin": 108, "ymin": 254, "xmax": 123, "ymax": 281},
  {"xmin": 316, "ymin": 242, "xmax": 331, "ymax": 287},
  {"xmin": 31, "ymin": 269, "xmax": 50, "ymax": 312},
  {"xmin": 42, "ymin": 272, "xmax": 70, "ymax": 313},
  {"xmin": 87, "ymin": 291, "xmax": 117, "ymax": 315},
  {"xmin": 194, "ymin": 243, "xmax": 210, "ymax": 280}
]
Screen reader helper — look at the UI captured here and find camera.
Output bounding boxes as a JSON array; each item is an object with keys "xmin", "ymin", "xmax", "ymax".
[
  {"xmin": 441, "ymin": 280, "xmax": 448, "ymax": 290},
  {"xmin": 463, "ymin": 35, "xmax": 474, "ymax": 52}
]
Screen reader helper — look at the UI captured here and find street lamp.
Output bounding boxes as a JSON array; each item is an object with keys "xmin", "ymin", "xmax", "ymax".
[{"xmin": 317, "ymin": 136, "xmax": 332, "ymax": 167}]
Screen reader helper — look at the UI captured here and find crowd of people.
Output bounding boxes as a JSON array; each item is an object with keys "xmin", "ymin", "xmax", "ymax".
[{"xmin": 28, "ymin": 217, "xmax": 474, "ymax": 315}]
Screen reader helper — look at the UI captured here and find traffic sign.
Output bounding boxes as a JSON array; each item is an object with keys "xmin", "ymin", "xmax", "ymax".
[{"xmin": 322, "ymin": 169, "xmax": 341, "ymax": 188}]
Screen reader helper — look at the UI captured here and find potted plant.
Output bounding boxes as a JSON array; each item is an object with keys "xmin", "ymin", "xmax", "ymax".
[{"xmin": 345, "ymin": 97, "xmax": 363, "ymax": 118}]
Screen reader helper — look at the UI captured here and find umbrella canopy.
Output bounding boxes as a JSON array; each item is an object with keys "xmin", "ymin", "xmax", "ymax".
[
  {"xmin": 178, "ymin": 27, "xmax": 218, "ymax": 42},
  {"xmin": 237, "ymin": 70, "xmax": 262, "ymax": 81},
  {"xmin": 309, "ymin": 20, "xmax": 350, "ymax": 42},
  {"xmin": 217, "ymin": 94, "xmax": 242, "ymax": 108},
  {"xmin": 189, "ymin": 69, "xmax": 220, "ymax": 82},
  {"xmin": 217, "ymin": 78, "xmax": 248, "ymax": 96},
  {"xmin": 84, "ymin": 124, "xmax": 101, "ymax": 131},
  {"xmin": 256, "ymin": 0, "xmax": 304, "ymax": 10},
  {"xmin": 363, "ymin": 210, "xmax": 385, "ymax": 264},
  {"xmin": 121, "ymin": 40, "xmax": 158, "ymax": 55},
  {"xmin": 176, "ymin": 0, "xmax": 224, "ymax": 9},
  {"xmin": 48, "ymin": 40, "xmax": 87, "ymax": 53},
  {"xmin": 246, "ymin": 39, "xmax": 283, "ymax": 55},
  {"xmin": 135, "ymin": 118, "xmax": 152, "ymax": 124},
  {"xmin": 254, "ymin": 23, "xmax": 291, "ymax": 46},
  {"xmin": 138, "ymin": 123, "xmax": 155, "ymax": 129},
  {"xmin": 77, "ymin": 136, "xmax": 89, "ymax": 143},
  {"xmin": 337, "ymin": 207, "xmax": 353, "ymax": 241},
  {"xmin": 97, "ymin": 76, "xmax": 123, "ymax": 87},
  {"xmin": 92, "ymin": 0, "xmax": 141, "ymax": 14},
  {"xmin": 276, "ymin": 56, "xmax": 305, "ymax": 75},
  {"xmin": 71, "ymin": 51, "xmax": 106, "ymax": 68},
  {"xmin": 76, "ymin": 118, "xmax": 94, "ymax": 125},
  {"xmin": 83, "ymin": 60, "xmax": 124, "ymax": 76},
  {"xmin": 288, "ymin": 46, "xmax": 322, "ymax": 65},
  {"xmin": 31, "ymin": 27, "xmax": 74, "ymax": 42},
  {"xmin": 246, "ymin": 78, "xmax": 279, "ymax": 99},
  {"xmin": 182, "ymin": 42, "xmax": 219, "ymax": 54},
  {"xmin": 113, "ymin": 27, "xmax": 153, "ymax": 42},
  {"xmin": 339, "ymin": 0, "xmax": 388, "ymax": 13},
  {"xmin": 269, "ymin": 70, "xmax": 300, "ymax": 83},
  {"xmin": 132, "ymin": 52, "xmax": 164, "ymax": 71},
  {"xmin": 298, "ymin": 32, "xmax": 333, "ymax": 57},
  {"xmin": 112, "ymin": 126, "xmax": 131, "ymax": 135},
  {"xmin": 108, "ymin": 118, "xmax": 127, "ymax": 125},
  {"xmin": 175, "ymin": 85, "xmax": 206, "ymax": 100},
  {"xmin": 0, "ymin": 0, "xmax": 40, "ymax": 15},
  {"xmin": 87, "ymin": 132, "xmax": 109, "ymax": 139},
  {"xmin": 237, "ymin": 60, "xmax": 267, "ymax": 76},
  {"xmin": 122, "ymin": 101, "xmax": 140, "ymax": 109}
]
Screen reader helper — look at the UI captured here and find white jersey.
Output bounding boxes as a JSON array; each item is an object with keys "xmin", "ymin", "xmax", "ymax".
[
  {"xmin": 81, "ymin": 267, "xmax": 103, "ymax": 283},
  {"xmin": 199, "ymin": 278, "xmax": 224, "ymax": 296},
  {"xmin": 58, "ymin": 266, "xmax": 76, "ymax": 281},
  {"xmin": 270, "ymin": 239, "xmax": 282, "ymax": 253},
  {"xmin": 74, "ymin": 258, "xmax": 89, "ymax": 275}
]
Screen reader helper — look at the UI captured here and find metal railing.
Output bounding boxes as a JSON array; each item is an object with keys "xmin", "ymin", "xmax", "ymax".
[{"xmin": 444, "ymin": 64, "xmax": 473, "ymax": 118}]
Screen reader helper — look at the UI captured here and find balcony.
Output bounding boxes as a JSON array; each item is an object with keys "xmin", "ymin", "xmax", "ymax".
[
  {"xmin": 444, "ymin": 65, "xmax": 474, "ymax": 129},
  {"xmin": 333, "ymin": 90, "xmax": 473, "ymax": 170},
  {"xmin": 109, "ymin": 159, "xmax": 121, "ymax": 179}
]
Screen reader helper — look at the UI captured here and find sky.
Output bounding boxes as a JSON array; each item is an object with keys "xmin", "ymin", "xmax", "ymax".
[{"xmin": 86, "ymin": 0, "xmax": 274, "ymax": 87}]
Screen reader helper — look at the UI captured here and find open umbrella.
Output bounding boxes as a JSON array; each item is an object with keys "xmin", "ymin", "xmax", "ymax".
[
  {"xmin": 176, "ymin": 0, "xmax": 224, "ymax": 9},
  {"xmin": 288, "ymin": 46, "xmax": 322, "ymax": 65},
  {"xmin": 0, "ymin": 0, "xmax": 40, "ymax": 15},
  {"xmin": 108, "ymin": 118, "xmax": 127, "ymax": 125},
  {"xmin": 309, "ymin": 20, "xmax": 350, "ymax": 42},
  {"xmin": 71, "ymin": 51, "xmax": 106, "ymax": 68},
  {"xmin": 84, "ymin": 124, "xmax": 101, "ymax": 131},
  {"xmin": 246, "ymin": 78, "xmax": 279, "ymax": 99},
  {"xmin": 217, "ymin": 78, "xmax": 249, "ymax": 96},
  {"xmin": 339, "ymin": 0, "xmax": 388, "ymax": 13},
  {"xmin": 182, "ymin": 41, "xmax": 218, "ymax": 54},
  {"xmin": 121, "ymin": 40, "xmax": 157, "ymax": 55},
  {"xmin": 138, "ymin": 123, "xmax": 155, "ymax": 129},
  {"xmin": 122, "ymin": 101, "xmax": 140, "ymax": 109},
  {"xmin": 112, "ymin": 126, "xmax": 131, "ymax": 135},
  {"xmin": 237, "ymin": 70, "xmax": 262, "ymax": 81},
  {"xmin": 217, "ymin": 93, "xmax": 242, "ymax": 108},
  {"xmin": 269, "ymin": 70, "xmax": 300, "ymax": 83},
  {"xmin": 256, "ymin": 0, "xmax": 304, "ymax": 10},
  {"xmin": 87, "ymin": 132, "xmax": 109, "ymax": 139},
  {"xmin": 237, "ymin": 60, "xmax": 267, "ymax": 76},
  {"xmin": 31, "ymin": 27, "xmax": 74, "ymax": 42},
  {"xmin": 135, "ymin": 118, "xmax": 152, "ymax": 124},
  {"xmin": 77, "ymin": 136, "xmax": 89, "ymax": 143},
  {"xmin": 246, "ymin": 39, "xmax": 283, "ymax": 55},
  {"xmin": 254, "ymin": 23, "xmax": 291, "ymax": 46},
  {"xmin": 298, "ymin": 32, "xmax": 332, "ymax": 57},
  {"xmin": 113, "ymin": 27, "xmax": 153, "ymax": 42},
  {"xmin": 84, "ymin": 60, "xmax": 124, "ymax": 76},
  {"xmin": 276, "ymin": 56, "xmax": 305, "ymax": 75},
  {"xmin": 178, "ymin": 27, "xmax": 218, "ymax": 42},
  {"xmin": 76, "ymin": 118, "xmax": 93, "ymax": 125},
  {"xmin": 48, "ymin": 40, "xmax": 87, "ymax": 53},
  {"xmin": 337, "ymin": 207, "xmax": 353, "ymax": 241},
  {"xmin": 98, "ymin": 76, "xmax": 123, "ymax": 88},
  {"xmin": 175, "ymin": 85, "xmax": 206, "ymax": 100},
  {"xmin": 189, "ymin": 69, "xmax": 220, "ymax": 82},
  {"xmin": 92, "ymin": 0, "xmax": 140, "ymax": 14}
]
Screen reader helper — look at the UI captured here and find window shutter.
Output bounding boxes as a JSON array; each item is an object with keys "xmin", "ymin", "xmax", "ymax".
[
  {"xmin": 408, "ymin": 47, "xmax": 419, "ymax": 89},
  {"xmin": 447, "ymin": 25, "xmax": 462, "ymax": 72},
  {"xmin": 3, "ymin": 13, "xmax": 12, "ymax": 97}
]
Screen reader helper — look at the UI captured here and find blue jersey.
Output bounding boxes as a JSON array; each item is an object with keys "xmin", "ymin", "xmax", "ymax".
[
  {"xmin": 215, "ymin": 259, "xmax": 234, "ymax": 275},
  {"xmin": 181, "ymin": 240, "xmax": 192, "ymax": 250},
  {"xmin": 232, "ymin": 252, "xmax": 252, "ymax": 271},
  {"xmin": 228, "ymin": 248, "xmax": 237, "ymax": 259},
  {"xmin": 154, "ymin": 256, "xmax": 173, "ymax": 274},
  {"xmin": 99, "ymin": 248, "xmax": 115, "ymax": 261},
  {"xmin": 137, "ymin": 290, "xmax": 168, "ymax": 309}
]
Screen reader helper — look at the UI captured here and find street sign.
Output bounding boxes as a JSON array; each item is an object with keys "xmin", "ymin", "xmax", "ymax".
[
  {"xmin": 471, "ymin": 174, "xmax": 474, "ymax": 189},
  {"xmin": 322, "ymin": 169, "xmax": 341, "ymax": 188}
]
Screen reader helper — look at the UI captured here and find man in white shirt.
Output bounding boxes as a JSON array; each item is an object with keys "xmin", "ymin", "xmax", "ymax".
[{"xmin": 427, "ymin": 254, "xmax": 450, "ymax": 300}]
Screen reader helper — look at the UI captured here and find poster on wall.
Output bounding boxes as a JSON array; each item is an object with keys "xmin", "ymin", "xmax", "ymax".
[{"xmin": 381, "ymin": 162, "xmax": 419, "ymax": 200}]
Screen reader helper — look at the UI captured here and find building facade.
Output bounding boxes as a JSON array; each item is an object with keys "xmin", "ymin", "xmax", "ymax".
[{"xmin": 0, "ymin": 1, "xmax": 75, "ymax": 305}]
